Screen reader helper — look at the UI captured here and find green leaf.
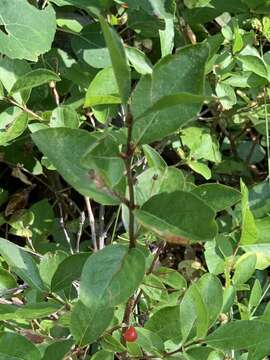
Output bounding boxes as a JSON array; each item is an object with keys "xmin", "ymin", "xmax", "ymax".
[
  {"xmin": 0, "ymin": 57, "xmax": 31, "ymax": 103},
  {"xmin": 0, "ymin": 1, "xmax": 56, "ymax": 61},
  {"xmin": 99, "ymin": 16, "xmax": 131, "ymax": 103},
  {"xmin": 51, "ymin": 0, "xmax": 114, "ymax": 16},
  {"xmin": 241, "ymin": 217, "xmax": 270, "ymax": 269},
  {"xmin": 187, "ymin": 160, "xmax": 212, "ymax": 180},
  {"xmin": 204, "ymin": 240, "xmax": 225, "ymax": 275},
  {"xmin": 29, "ymin": 199, "xmax": 54, "ymax": 244},
  {"xmin": 197, "ymin": 274, "xmax": 223, "ymax": 326},
  {"xmin": 131, "ymin": 43, "xmax": 209, "ymax": 144},
  {"xmin": 50, "ymin": 106, "xmax": 79, "ymax": 128},
  {"xmin": 159, "ymin": 18, "xmax": 175, "ymax": 57},
  {"xmin": 134, "ymin": 167, "xmax": 185, "ymax": 205},
  {"xmin": 249, "ymin": 279, "xmax": 262, "ymax": 308},
  {"xmin": 206, "ymin": 320, "xmax": 270, "ymax": 360},
  {"xmin": 42, "ymin": 340, "xmax": 74, "ymax": 360},
  {"xmin": 31, "ymin": 128, "xmax": 122, "ymax": 205},
  {"xmin": 249, "ymin": 181, "xmax": 270, "ymax": 218},
  {"xmin": 101, "ymin": 334, "xmax": 126, "ymax": 353},
  {"xmin": 191, "ymin": 184, "xmax": 242, "ymax": 211},
  {"xmin": 240, "ymin": 181, "xmax": 258, "ymax": 245},
  {"xmin": 0, "ymin": 268, "xmax": 17, "ymax": 291},
  {"xmin": 145, "ymin": 305, "xmax": 182, "ymax": 342},
  {"xmin": 70, "ymin": 301, "xmax": 114, "ymax": 346},
  {"xmin": 51, "ymin": 253, "xmax": 90, "ymax": 292},
  {"xmin": 156, "ymin": 267, "xmax": 187, "ymax": 290},
  {"xmin": 0, "ymin": 238, "xmax": 44, "ymax": 292},
  {"xmin": 80, "ymin": 244, "xmax": 145, "ymax": 308},
  {"xmin": 134, "ymin": 191, "xmax": 217, "ymax": 244},
  {"xmin": 141, "ymin": 273, "xmax": 168, "ymax": 302},
  {"xmin": 122, "ymin": 167, "xmax": 185, "ymax": 232},
  {"xmin": 126, "ymin": 46, "xmax": 153, "ymax": 75},
  {"xmin": 180, "ymin": 283, "xmax": 209, "ymax": 341},
  {"xmin": 0, "ymin": 332, "xmax": 41, "ymax": 360},
  {"xmin": 71, "ymin": 23, "xmax": 111, "ymax": 68},
  {"xmin": 238, "ymin": 55, "xmax": 269, "ymax": 80},
  {"xmin": 216, "ymin": 83, "xmax": 237, "ymax": 110},
  {"xmin": 81, "ymin": 133, "xmax": 125, "ymax": 188},
  {"xmin": 136, "ymin": 328, "xmax": 164, "ymax": 354},
  {"xmin": 85, "ymin": 67, "xmax": 121, "ymax": 107},
  {"xmin": 137, "ymin": 93, "xmax": 211, "ymax": 120},
  {"xmin": 180, "ymin": 125, "xmax": 221, "ymax": 163},
  {"xmin": 91, "ymin": 350, "xmax": 114, "ymax": 360},
  {"xmin": 232, "ymin": 252, "xmax": 257, "ymax": 285},
  {"xmin": 126, "ymin": 0, "xmax": 175, "ymax": 19},
  {"xmin": 127, "ymin": 7, "xmax": 165, "ymax": 37},
  {"xmin": 0, "ymin": 302, "xmax": 61, "ymax": 321},
  {"xmin": 0, "ymin": 107, "xmax": 28, "ymax": 146},
  {"xmin": 142, "ymin": 145, "xmax": 167, "ymax": 168},
  {"xmin": 39, "ymin": 251, "xmax": 67, "ymax": 289},
  {"xmin": 10, "ymin": 69, "xmax": 60, "ymax": 94},
  {"xmin": 8, "ymin": 210, "xmax": 34, "ymax": 238}
]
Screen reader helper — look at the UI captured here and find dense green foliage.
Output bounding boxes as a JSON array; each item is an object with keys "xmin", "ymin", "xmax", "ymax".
[{"xmin": 1, "ymin": 0, "xmax": 270, "ymax": 359}]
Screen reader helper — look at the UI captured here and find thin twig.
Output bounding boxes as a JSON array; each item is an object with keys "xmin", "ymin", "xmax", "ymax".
[
  {"xmin": 76, "ymin": 211, "xmax": 85, "ymax": 253},
  {"xmin": 4, "ymin": 97, "xmax": 44, "ymax": 121},
  {"xmin": 84, "ymin": 196, "xmax": 97, "ymax": 252},
  {"xmin": 49, "ymin": 81, "xmax": 60, "ymax": 106},
  {"xmin": 59, "ymin": 204, "xmax": 74, "ymax": 254},
  {"xmin": 99, "ymin": 205, "xmax": 105, "ymax": 250}
]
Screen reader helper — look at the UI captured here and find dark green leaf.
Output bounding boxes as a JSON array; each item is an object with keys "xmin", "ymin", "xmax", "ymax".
[
  {"xmin": 145, "ymin": 305, "xmax": 182, "ymax": 342},
  {"xmin": 191, "ymin": 184, "xmax": 242, "ymax": 211},
  {"xmin": 197, "ymin": 274, "xmax": 223, "ymax": 325},
  {"xmin": 134, "ymin": 191, "xmax": 218, "ymax": 244},
  {"xmin": 238, "ymin": 55, "xmax": 269, "ymax": 80},
  {"xmin": 0, "ymin": 238, "xmax": 44, "ymax": 292},
  {"xmin": 0, "ymin": 332, "xmax": 41, "ymax": 359},
  {"xmin": 206, "ymin": 320, "xmax": 270, "ymax": 360},
  {"xmin": 0, "ymin": 302, "xmax": 61, "ymax": 320},
  {"xmin": 32, "ymin": 128, "xmax": 122, "ymax": 205},
  {"xmin": 42, "ymin": 340, "xmax": 74, "ymax": 360},
  {"xmin": 39, "ymin": 251, "xmax": 67, "ymax": 289},
  {"xmin": 10, "ymin": 69, "xmax": 60, "ymax": 94},
  {"xmin": 0, "ymin": 268, "xmax": 17, "ymax": 291},
  {"xmin": 71, "ymin": 23, "xmax": 111, "ymax": 69},
  {"xmin": 80, "ymin": 244, "xmax": 145, "ymax": 308},
  {"xmin": 131, "ymin": 43, "xmax": 209, "ymax": 143},
  {"xmin": 180, "ymin": 283, "xmax": 209, "ymax": 341},
  {"xmin": 51, "ymin": 253, "xmax": 90, "ymax": 292},
  {"xmin": 71, "ymin": 301, "xmax": 114, "ymax": 346},
  {"xmin": 50, "ymin": 106, "xmax": 79, "ymax": 128}
]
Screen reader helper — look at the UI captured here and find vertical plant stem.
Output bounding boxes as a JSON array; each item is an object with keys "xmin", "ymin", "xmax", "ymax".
[
  {"xmin": 121, "ymin": 110, "xmax": 137, "ymax": 360},
  {"xmin": 84, "ymin": 196, "xmax": 98, "ymax": 252},
  {"xmin": 124, "ymin": 111, "xmax": 136, "ymax": 249},
  {"xmin": 59, "ymin": 203, "xmax": 74, "ymax": 254},
  {"xmin": 99, "ymin": 205, "xmax": 105, "ymax": 250},
  {"xmin": 264, "ymin": 91, "xmax": 270, "ymax": 184},
  {"xmin": 76, "ymin": 211, "xmax": 85, "ymax": 253}
]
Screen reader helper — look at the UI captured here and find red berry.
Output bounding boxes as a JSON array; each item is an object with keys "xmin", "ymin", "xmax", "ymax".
[{"xmin": 123, "ymin": 326, "xmax": 138, "ymax": 342}]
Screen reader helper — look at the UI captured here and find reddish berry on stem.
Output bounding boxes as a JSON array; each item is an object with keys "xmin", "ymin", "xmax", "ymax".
[{"xmin": 123, "ymin": 326, "xmax": 138, "ymax": 342}]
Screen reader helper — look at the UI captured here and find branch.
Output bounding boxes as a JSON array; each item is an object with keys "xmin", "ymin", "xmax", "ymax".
[
  {"xmin": 123, "ymin": 111, "xmax": 136, "ymax": 249},
  {"xmin": 84, "ymin": 196, "xmax": 97, "ymax": 252}
]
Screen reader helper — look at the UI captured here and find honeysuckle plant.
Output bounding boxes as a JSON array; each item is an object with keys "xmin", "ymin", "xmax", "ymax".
[{"xmin": 1, "ymin": 0, "xmax": 270, "ymax": 359}]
